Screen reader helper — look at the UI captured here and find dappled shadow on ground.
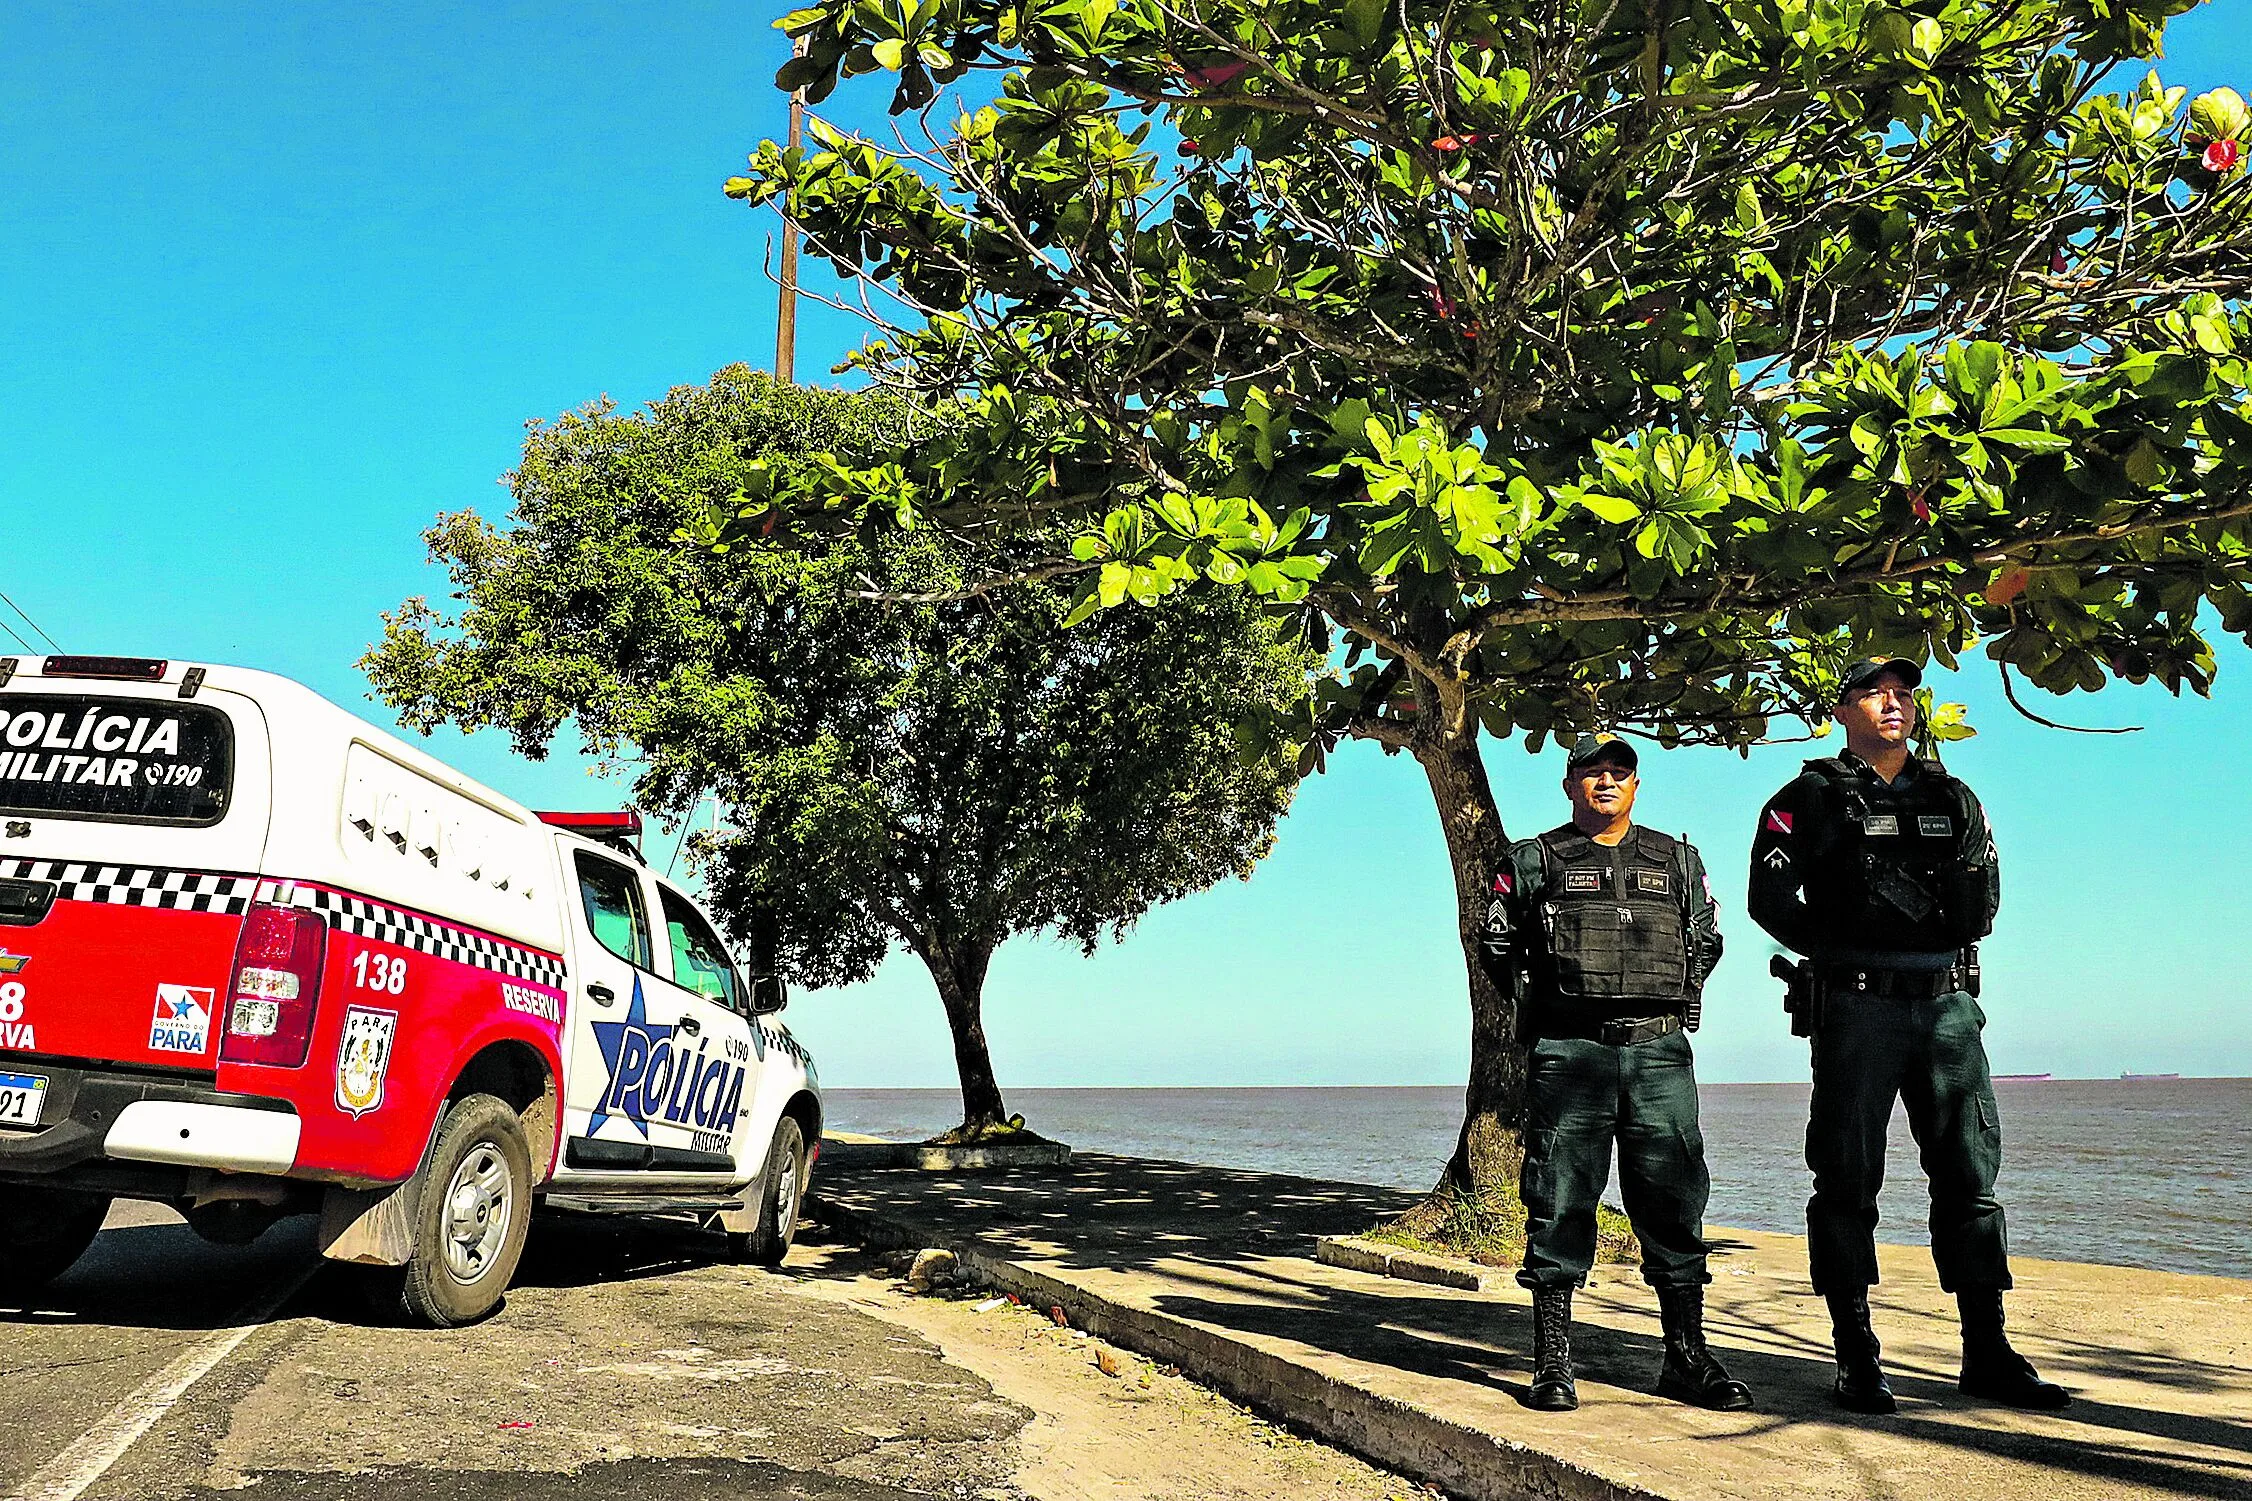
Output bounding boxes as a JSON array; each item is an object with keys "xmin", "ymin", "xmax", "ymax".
[
  {"xmin": 1159, "ymin": 1280, "xmax": 2252, "ymax": 1499},
  {"xmin": 813, "ymin": 1151, "xmax": 1419, "ymax": 1274},
  {"xmin": 812, "ymin": 1151, "xmax": 2252, "ymax": 1501}
]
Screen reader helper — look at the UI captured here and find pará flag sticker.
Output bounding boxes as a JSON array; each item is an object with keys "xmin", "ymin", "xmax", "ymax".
[{"xmin": 1763, "ymin": 808, "xmax": 1794, "ymax": 835}]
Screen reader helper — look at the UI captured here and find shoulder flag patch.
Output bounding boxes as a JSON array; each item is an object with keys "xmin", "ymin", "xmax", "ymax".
[
  {"xmin": 1493, "ymin": 872, "xmax": 1513, "ymax": 895},
  {"xmin": 1763, "ymin": 808, "xmax": 1793, "ymax": 835}
]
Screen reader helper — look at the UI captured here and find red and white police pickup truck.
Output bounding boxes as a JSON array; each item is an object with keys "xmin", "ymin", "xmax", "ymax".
[{"xmin": 0, "ymin": 655, "xmax": 821, "ymax": 1325}]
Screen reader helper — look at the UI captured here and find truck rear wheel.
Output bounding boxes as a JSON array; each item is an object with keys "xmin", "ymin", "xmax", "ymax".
[
  {"xmin": 0, "ymin": 1186, "xmax": 111, "ymax": 1299},
  {"xmin": 729, "ymin": 1117, "xmax": 804, "ymax": 1269},
  {"xmin": 367, "ymin": 1093, "xmax": 532, "ymax": 1328}
]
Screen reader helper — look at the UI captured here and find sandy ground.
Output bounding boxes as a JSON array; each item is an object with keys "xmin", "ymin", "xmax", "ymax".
[{"xmin": 791, "ymin": 1238, "xmax": 1440, "ymax": 1501}]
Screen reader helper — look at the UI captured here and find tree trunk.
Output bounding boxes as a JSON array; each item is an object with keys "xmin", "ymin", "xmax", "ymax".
[
  {"xmin": 922, "ymin": 941, "xmax": 1010, "ymax": 1133},
  {"xmin": 1395, "ymin": 728, "xmax": 1523, "ymax": 1231}
]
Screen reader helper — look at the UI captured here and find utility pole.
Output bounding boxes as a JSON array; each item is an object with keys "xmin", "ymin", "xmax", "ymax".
[{"xmin": 775, "ymin": 35, "xmax": 808, "ymax": 384}]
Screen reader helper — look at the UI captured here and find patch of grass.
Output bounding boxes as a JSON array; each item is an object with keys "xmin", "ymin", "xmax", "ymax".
[
  {"xmin": 923, "ymin": 1114, "xmax": 1058, "ymax": 1147},
  {"xmin": 1366, "ymin": 1185, "xmax": 1639, "ymax": 1271}
]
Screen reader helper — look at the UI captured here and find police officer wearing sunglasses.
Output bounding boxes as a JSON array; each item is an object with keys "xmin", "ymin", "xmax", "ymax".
[{"xmin": 1482, "ymin": 733, "xmax": 1750, "ymax": 1413}]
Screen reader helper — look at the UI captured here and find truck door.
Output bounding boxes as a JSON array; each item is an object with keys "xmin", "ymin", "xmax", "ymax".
[
  {"xmin": 650, "ymin": 883, "xmax": 760, "ymax": 1176},
  {"xmin": 557, "ymin": 846, "xmax": 731, "ymax": 1175}
]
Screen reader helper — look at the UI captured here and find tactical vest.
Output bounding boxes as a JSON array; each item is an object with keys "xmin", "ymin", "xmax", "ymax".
[
  {"xmin": 1530, "ymin": 826, "xmax": 1693, "ymax": 1006},
  {"xmin": 1798, "ymin": 756, "xmax": 1996, "ymax": 950}
]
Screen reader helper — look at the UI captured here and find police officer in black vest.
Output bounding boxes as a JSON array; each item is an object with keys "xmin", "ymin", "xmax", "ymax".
[
  {"xmin": 1749, "ymin": 658, "xmax": 2068, "ymax": 1413},
  {"xmin": 1483, "ymin": 733, "xmax": 1750, "ymax": 1413}
]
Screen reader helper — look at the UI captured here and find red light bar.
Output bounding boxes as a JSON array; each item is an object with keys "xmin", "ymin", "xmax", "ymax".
[
  {"xmin": 41, "ymin": 655, "xmax": 169, "ymax": 681},
  {"xmin": 534, "ymin": 810, "xmax": 645, "ymax": 838}
]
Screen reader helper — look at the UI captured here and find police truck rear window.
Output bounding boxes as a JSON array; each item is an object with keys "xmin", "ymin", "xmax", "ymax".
[{"xmin": 0, "ymin": 696, "xmax": 232, "ymax": 826}]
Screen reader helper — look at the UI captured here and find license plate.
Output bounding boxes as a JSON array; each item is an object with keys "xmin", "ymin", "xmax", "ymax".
[{"xmin": 0, "ymin": 1071, "xmax": 47, "ymax": 1129}]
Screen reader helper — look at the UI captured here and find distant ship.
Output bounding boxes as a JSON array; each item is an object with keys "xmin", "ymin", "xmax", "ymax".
[
  {"xmin": 1993, "ymin": 1073, "xmax": 2051, "ymax": 1082},
  {"xmin": 2120, "ymin": 1072, "xmax": 2181, "ymax": 1081}
]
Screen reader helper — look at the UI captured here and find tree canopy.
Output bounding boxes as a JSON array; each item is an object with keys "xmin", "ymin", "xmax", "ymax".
[
  {"xmin": 364, "ymin": 366, "xmax": 1313, "ymax": 1132},
  {"xmin": 712, "ymin": 0, "xmax": 2252, "ymax": 1202}
]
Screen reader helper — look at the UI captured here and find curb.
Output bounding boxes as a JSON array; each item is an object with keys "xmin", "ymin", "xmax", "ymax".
[
  {"xmin": 805, "ymin": 1189, "xmax": 1664, "ymax": 1501},
  {"xmin": 1315, "ymin": 1234, "xmax": 1509, "ymax": 1293},
  {"xmin": 818, "ymin": 1138, "xmax": 1073, "ymax": 1171}
]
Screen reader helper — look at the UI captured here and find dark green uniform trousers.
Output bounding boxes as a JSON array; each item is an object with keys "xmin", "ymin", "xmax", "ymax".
[
  {"xmin": 1806, "ymin": 988, "xmax": 2011, "ymax": 1294},
  {"xmin": 1518, "ymin": 1030, "xmax": 1711, "ymax": 1290}
]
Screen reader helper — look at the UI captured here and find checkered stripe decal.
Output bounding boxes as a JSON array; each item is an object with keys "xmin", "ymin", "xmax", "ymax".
[
  {"xmin": 0, "ymin": 857, "xmax": 565, "ymax": 987},
  {"xmin": 300, "ymin": 888, "xmax": 567, "ymax": 988},
  {"xmin": 0, "ymin": 858, "xmax": 258, "ymax": 914},
  {"xmin": 754, "ymin": 1021, "xmax": 809, "ymax": 1067}
]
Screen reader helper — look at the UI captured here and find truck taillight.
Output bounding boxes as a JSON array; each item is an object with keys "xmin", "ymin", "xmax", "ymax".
[{"xmin": 221, "ymin": 904, "xmax": 327, "ymax": 1067}]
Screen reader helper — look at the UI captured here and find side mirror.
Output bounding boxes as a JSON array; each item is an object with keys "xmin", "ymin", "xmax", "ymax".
[{"xmin": 748, "ymin": 972, "xmax": 788, "ymax": 1016}]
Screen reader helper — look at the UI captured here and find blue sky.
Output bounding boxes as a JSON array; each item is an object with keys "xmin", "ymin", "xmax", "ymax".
[{"xmin": 3, "ymin": 2, "xmax": 2248, "ymax": 1090}]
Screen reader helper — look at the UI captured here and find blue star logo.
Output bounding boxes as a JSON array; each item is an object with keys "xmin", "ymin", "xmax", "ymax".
[{"xmin": 585, "ymin": 975, "xmax": 673, "ymax": 1139}]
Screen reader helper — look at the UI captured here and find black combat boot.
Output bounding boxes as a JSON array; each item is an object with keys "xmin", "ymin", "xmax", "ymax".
[
  {"xmin": 1826, "ymin": 1290, "xmax": 1896, "ymax": 1414},
  {"xmin": 1527, "ymin": 1286, "xmax": 1579, "ymax": 1411},
  {"xmin": 1956, "ymin": 1287, "xmax": 2071, "ymax": 1410},
  {"xmin": 1654, "ymin": 1283, "xmax": 1754, "ymax": 1411}
]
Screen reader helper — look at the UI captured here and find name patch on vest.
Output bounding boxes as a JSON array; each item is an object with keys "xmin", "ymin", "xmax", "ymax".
[
  {"xmin": 1563, "ymin": 869, "xmax": 1604, "ymax": 892},
  {"xmin": 1633, "ymin": 868, "xmax": 1671, "ymax": 895},
  {"xmin": 1917, "ymin": 815, "xmax": 1953, "ymax": 837},
  {"xmin": 1862, "ymin": 814, "xmax": 1900, "ymax": 836}
]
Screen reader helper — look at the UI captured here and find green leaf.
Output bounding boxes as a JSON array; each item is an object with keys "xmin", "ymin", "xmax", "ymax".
[
  {"xmin": 2191, "ymin": 87, "xmax": 2251, "ymax": 144},
  {"xmin": 1733, "ymin": 181, "xmax": 1766, "ymax": 234},
  {"xmin": 1925, "ymin": 700, "xmax": 1977, "ymax": 742},
  {"xmin": 1980, "ymin": 427, "xmax": 2072, "ymax": 453},
  {"xmin": 1571, "ymin": 492, "xmax": 1642, "ymax": 523},
  {"xmin": 776, "ymin": 53, "xmax": 829, "ymax": 91},
  {"xmin": 1341, "ymin": 0, "xmax": 1385, "ymax": 49},
  {"xmin": 1494, "ymin": 67, "xmax": 1530, "ymax": 116},
  {"xmin": 1061, "ymin": 587, "xmax": 1103, "ymax": 627},
  {"xmin": 2122, "ymin": 437, "xmax": 2163, "ymax": 489}
]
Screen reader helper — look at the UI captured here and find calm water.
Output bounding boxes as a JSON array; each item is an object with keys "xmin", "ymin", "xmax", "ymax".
[{"xmin": 828, "ymin": 1079, "xmax": 2252, "ymax": 1280}]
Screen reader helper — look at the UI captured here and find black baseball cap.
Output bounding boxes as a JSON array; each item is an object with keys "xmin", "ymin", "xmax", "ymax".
[
  {"xmin": 1835, "ymin": 656, "xmax": 1923, "ymax": 701},
  {"xmin": 1565, "ymin": 732, "xmax": 1639, "ymax": 772}
]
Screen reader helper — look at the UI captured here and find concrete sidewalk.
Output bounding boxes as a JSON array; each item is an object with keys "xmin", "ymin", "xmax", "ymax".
[{"xmin": 806, "ymin": 1149, "xmax": 2252, "ymax": 1501}]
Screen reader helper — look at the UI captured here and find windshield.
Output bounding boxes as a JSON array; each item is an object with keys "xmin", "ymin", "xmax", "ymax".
[{"xmin": 0, "ymin": 695, "xmax": 234, "ymax": 827}]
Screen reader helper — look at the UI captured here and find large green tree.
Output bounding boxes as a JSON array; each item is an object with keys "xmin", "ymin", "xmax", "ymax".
[
  {"xmin": 364, "ymin": 367, "xmax": 1312, "ymax": 1134},
  {"xmin": 712, "ymin": 0, "xmax": 2252, "ymax": 1215}
]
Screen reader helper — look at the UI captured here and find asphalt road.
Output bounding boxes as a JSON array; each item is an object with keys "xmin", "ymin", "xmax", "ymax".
[{"xmin": 1, "ymin": 1204, "xmax": 1031, "ymax": 1501}]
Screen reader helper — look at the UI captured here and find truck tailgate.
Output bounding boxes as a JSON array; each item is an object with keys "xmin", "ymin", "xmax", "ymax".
[{"xmin": 0, "ymin": 866, "xmax": 253, "ymax": 1074}]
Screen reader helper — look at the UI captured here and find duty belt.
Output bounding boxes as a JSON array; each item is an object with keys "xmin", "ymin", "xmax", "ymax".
[
  {"xmin": 1817, "ymin": 963, "xmax": 1966, "ymax": 999},
  {"xmin": 1537, "ymin": 1013, "xmax": 1683, "ymax": 1046}
]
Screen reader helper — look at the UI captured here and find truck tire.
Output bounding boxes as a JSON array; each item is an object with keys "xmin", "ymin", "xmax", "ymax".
[
  {"xmin": 730, "ymin": 1117, "xmax": 804, "ymax": 1269},
  {"xmin": 368, "ymin": 1093, "xmax": 532, "ymax": 1328},
  {"xmin": 0, "ymin": 1186, "xmax": 111, "ymax": 1299}
]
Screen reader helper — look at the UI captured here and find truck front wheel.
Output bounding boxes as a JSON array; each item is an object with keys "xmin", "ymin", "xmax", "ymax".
[
  {"xmin": 366, "ymin": 1094, "xmax": 532, "ymax": 1327},
  {"xmin": 0, "ymin": 1186, "xmax": 111, "ymax": 1300},
  {"xmin": 729, "ymin": 1117, "xmax": 805, "ymax": 1269}
]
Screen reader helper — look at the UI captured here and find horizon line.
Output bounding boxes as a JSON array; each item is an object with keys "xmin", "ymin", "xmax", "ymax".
[{"xmin": 824, "ymin": 1076, "xmax": 2241, "ymax": 1091}]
